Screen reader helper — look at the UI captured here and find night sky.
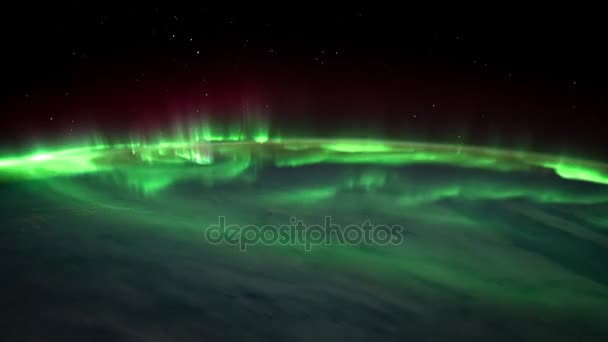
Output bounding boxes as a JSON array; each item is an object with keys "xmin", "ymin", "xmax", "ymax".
[{"xmin": 1, "ymin": 4, "xmax": 607, "ymax": 158}]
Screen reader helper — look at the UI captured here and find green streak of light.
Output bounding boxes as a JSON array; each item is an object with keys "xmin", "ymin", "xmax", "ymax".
[
  {"xmin": 1, "ymin": 136, "xmax": 608, "ymax": 194},
  {"xmin": 545, "ymin": 161, "xmax": 608, "ymax": 185}
]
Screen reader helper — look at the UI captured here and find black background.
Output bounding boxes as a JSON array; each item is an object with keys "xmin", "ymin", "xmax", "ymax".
[{"xmin": 1, "ymin": 3, "xmax": 607, "ymax": 158}]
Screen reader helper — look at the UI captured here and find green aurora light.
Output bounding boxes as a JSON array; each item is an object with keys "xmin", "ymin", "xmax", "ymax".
[
  {"xmin": 2, "ymin": 119, "xmax": 608, "ymax": 326},
  {"xmin": 1, "ymin": 137, "xmax": 608, "ymax": 188}
]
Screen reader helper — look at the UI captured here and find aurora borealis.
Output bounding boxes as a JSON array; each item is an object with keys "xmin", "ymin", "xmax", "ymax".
[
  {"xmin": 2, "ymin": 123, "xmax": 608, "ymax": 189},
  {"xmin": 2, "ymin": 3, "xmax": 608, "ymax": 341},
  {"xmin": 2, "ymin": 127, "xmax": 608, "ymax": 340}
]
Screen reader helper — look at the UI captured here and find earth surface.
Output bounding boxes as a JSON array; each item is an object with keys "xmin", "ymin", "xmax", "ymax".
[{"xmin": 1, "ymin": 139, "xmax": 608, "ymax": 341}]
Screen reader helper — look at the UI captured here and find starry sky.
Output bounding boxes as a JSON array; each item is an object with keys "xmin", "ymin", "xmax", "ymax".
[{"xmin": 1, "ymin": 4, "xmax": 607, "ymax": 158}]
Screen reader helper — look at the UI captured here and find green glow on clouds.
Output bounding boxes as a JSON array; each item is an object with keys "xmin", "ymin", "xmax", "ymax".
[{"xmin": 2, "ymin": 119, "xmax": 608, "ymax": 319}]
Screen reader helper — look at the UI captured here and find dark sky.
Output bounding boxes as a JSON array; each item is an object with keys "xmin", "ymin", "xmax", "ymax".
[{"xmin": 1, "ymin": 4, "xmax": 607, "ymax": 158}]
